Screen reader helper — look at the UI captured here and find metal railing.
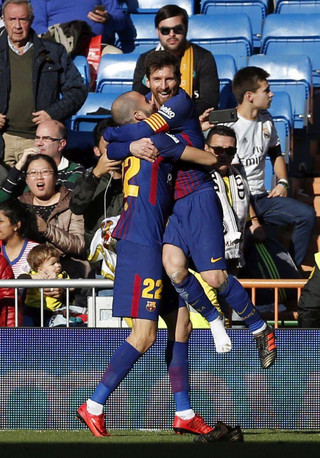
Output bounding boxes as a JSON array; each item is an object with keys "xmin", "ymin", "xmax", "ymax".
[
  {"xmin": 0, "ymin": 278, "xmax": 308, "ymax": 328},
  {"xmin": 0, "ymin": 279, "xmax": 113, "ymax": 327},
  {"xmin": 239, "ymin": 278, "xmax": 307, "ymax": 328}
]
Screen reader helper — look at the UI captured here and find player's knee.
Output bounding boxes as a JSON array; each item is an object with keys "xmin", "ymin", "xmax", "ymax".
[
  {"xmin": 167, "ymin": 269, "xmax": 188, "ymax": 285},
  {"xmin": 201, "ymin": 270, "xmax": 228, "ymax": 290},
  {"xmin": 128, "ymin": 325, "xmax": 157, "ymax": 354}
]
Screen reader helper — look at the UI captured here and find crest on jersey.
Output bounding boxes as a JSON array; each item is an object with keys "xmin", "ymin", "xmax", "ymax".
[
  {"xmin": 146, "ymin": 301, "xmax": 157, "ymax": 312},
  {"xmin": 263, "ymin": 127, "xmax": 270, "ymax": 139}
]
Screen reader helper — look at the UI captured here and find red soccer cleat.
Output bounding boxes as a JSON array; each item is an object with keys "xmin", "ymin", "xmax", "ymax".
[
  {"xmin": 76, "ymin": 403, "xmax": 111, "ymax": 437},
  {"xmin": 173, "ymin": 414, "xmax": 214, "ymax": 435}
]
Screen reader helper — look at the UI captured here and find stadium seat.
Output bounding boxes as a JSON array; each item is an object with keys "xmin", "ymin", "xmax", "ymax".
[
  {"xmin": 126, "ymin": 0, "xmax": 194, "ymax": 15},
  {"xmin": 200, "ymin": 0, "xmax": 268, "ymax": 48},
  {"xmin": 96, "ymin": 53, "xmax": 140, "ymax": 94},
  {"xmin": 214, "ymin": 54, "xmax": 237, "ymax": 109},
  {"xmin": 248, "ymin": 54, "xmax": 313, "ymax": 129},
  {"xmin": 260, "ymin": 13, "xmax": 320, "ymax": 87},
  {"xmin": 130, "ymin": 13, "xmax": 158, "ymax": 54},
  {"xmin": 73, "ymin": 55, "xmax": 90, "ymax": 88},
  {"xmin": 275, "ymin": 0, "xmax": 320, "ymax": 14},
  {"xmin": 69, "ymin": 92, "xmax": 114, "ymax": 131},
  {"xmin": 188, "ymin": 14, "xmax": 253, "ymax": 70},
  {"xmin": 268, "ymin": 91, "xmax": 293, "ymax": 162}
]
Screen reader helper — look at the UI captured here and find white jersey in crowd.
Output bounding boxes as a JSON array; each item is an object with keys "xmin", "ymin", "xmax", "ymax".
[{"xmin": 225, "ymin": 110, "xmax": 280, "ymax": 195}]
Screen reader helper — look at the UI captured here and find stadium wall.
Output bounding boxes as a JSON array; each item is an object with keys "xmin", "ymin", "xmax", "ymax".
[{"xmin": 0, "ymin": 328, "xmax": 319, "ymax": 430}]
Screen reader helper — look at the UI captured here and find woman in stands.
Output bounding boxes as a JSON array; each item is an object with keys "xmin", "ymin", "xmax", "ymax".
[
  {"xmin": 0, "ymin": 200, "xmax": 34, "ymax": 326},
  {"xmin": 0, "ymin": 199, "xmax": 38, "ymax": 278},
  {"xmin": 18, "ymin": 154, "xmax": 90, "ymax": 280}
]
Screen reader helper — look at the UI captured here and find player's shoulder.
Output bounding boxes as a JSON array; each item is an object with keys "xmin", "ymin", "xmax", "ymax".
[{"xmin": 257, "ymin": 109, "xmax": 273, "ymax": 123}]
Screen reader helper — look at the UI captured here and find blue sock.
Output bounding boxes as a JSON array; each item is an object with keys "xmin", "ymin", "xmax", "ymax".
[
  {"xmin": 91, "ymin": 341, "xmax": 142, "ymax": 405},
  {"xmin": 217, "ymin": 275, "xmax": 265, "ymax": 332},
  {"xmin": 172, "ymin": 274, "xmax": 219, "ymax": 322},
  {"xmin": 166, "ymin": 340, "xmax": 191, "ymax": 412}
]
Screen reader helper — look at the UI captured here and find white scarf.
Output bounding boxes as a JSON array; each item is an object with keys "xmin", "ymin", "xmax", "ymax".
[
  {"xmin": 88, "ymin": 216, "xmax": 120, "ymax": 281},
  {"xmin": 211, "ymin": 166, "xmax": 250, "ymax": 265}
]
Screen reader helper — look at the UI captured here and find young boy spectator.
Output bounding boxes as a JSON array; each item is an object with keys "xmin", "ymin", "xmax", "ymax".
[{"xmin": 20, "ymin": 244, "xmax": 69, "ymax": 325}]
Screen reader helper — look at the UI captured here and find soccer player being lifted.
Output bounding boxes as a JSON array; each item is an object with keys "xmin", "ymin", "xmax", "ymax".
[{"xmin": 104, "ymin": 51, "xmax": 277, "ymax": 370}]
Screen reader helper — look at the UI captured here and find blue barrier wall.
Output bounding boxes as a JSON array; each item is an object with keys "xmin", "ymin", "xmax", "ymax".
[{"xmin": 0, "ymin": 329, "xmax": 319, "ymax": 430}]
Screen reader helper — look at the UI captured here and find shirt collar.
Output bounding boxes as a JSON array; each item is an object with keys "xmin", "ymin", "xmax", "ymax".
[
  {"xmin": 58, "ymin": 156, "xmax": 69, "ymax": 171},
  {"xmin": 8, "ymin": 37, "xmax": 33, "ymax": 55}
]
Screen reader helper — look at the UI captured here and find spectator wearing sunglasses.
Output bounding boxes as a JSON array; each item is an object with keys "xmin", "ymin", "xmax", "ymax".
[
  {"xmin": 132, "ymin": 4, "xmax": 219, "ymax": 116},
  {"xmin": 0, "ymin": 119, "xmax": 85, "ymax": 202},
  {"xmin": 205, "ymin": 125, "xmax": 251, "ymax": 274}
]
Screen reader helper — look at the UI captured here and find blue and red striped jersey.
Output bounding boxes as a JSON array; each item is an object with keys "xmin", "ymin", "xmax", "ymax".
[
  {"xmin": 104, "ymin": 89, "xmax": 212, "ymax": 200},
  {"xmin": 109, "ymin": 133, "xmax": 184, "ymax": 247}
]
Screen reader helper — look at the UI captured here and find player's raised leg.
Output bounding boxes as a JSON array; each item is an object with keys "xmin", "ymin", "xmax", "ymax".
[{"xmin": 162, "ymin": 243, "xmax": 232, "ymax": 353}]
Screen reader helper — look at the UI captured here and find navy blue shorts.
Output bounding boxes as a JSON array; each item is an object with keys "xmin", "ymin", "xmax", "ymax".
[
  {"xmin": 163, "ymin": 188, "xmax": 227, "ymax": 271},
  {"xmin": 113, "ymin": 240, "xmax": 180, "ymax": 320}
]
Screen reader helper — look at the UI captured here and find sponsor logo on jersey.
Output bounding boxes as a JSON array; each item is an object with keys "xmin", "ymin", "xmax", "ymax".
[
  {"xmin": 165, "ymin": 132, "xmax": 179, "ymax": 143},
  {"xmin": 159, "ymin": 106, "xmax": 176, "ymax": 120},
  {"xmin": 211, "ymin": 257, "xmax": 223, "ymax": 263},
  {"xmin": 146, "ymin": 301, "xmax": 157, "ymax": 312}
]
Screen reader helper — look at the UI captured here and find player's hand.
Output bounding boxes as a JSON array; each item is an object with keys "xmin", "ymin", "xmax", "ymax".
[
  {"xmin": 0, "ymin": 113, "xmax": 6, "ymax": 129},
  {"xmin": 267, "ymin": 184, "xmax": 288, "ymax": 198},
  {"xmin": 93, "ymin": 154, "xmax": 122, "ymax": 179},
  {"xmin": 129, "ymin": 138, "xmax": 159, "ymax": 162},
  {"xmin": 249, "ymin": 219, "xmax": 266, "ymax": 242},
  {"xmin": 199, "ymin": 107, "xmax": 215, "ymax": 132},
  {"xmin": 16, "ymin": 147, "xmax": 39, "ymax": 171},
  {"xmin": 32, "ymin": 110, "xmax": 52, "ymax": 125},
  {"xmin": 87, "ymin": 8, "xmax": 108, "ymax": 23}
]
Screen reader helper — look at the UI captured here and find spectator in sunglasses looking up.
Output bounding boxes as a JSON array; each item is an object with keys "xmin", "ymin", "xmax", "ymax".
[{"xmin": 132, "ymin": 4, "xmax": 219, "ymax": 116}]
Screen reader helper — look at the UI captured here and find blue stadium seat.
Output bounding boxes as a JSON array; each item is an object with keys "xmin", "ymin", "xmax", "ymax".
[
  {"xmin": 188, "ymin": 14, "xmax": 253, "ymax": 70},
  {"xmin": 73, "ymin": 55, "xmax": 90, "ymax": 88},
  {"xmin": 260, "ymin": 13, "xmax": 320, "ymax": 87},
  {"xmin": 126, "ymin": 0, "xmax": 194, "ymax": 15},
  {"xmin": 130, "ymin": 13, "xmax": 158, "ymax": 54},
  {"xmin": 200, "ymin": 0, "xmax": 268, "ymax": 48},
  {"xmin": 69, "ymin": 93, "xmax": 114, "ymax": 131},
  {"xmin": 96, "ymin": 53, "xmax": 140, "ymax": 94},
  {"xmin": 275, "ymin": 0, "xmax": 320, "ymax": 14},
  {"xmin": 214, "ymin": 54, "xmax": 237, "ymax": 109},
  {"xmin": 268, "ymin": 91, "xmax": 293, "ymax": 162},
  {"xmin": 248, "ymin": 54, "xmax": 313, "ymax": 129}
]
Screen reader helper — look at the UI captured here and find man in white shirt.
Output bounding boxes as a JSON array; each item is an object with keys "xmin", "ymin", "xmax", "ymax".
[{"xmin": 225, "ymin": 66, "xmax": 315, "ymax": 268}]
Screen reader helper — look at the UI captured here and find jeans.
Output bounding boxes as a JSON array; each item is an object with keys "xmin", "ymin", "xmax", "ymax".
[{"xmin": 251, "ymin": 192, "xmax": 316, "ymax": 267}]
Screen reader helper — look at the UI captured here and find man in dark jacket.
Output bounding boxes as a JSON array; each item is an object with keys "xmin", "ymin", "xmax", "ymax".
[
  {"xmin": 0, "ymin": 0, "xmax": 88, "ymax": 166},
  {"xmin": 132, "ymin": 4, "xmax": 219, "ymax": 116}
]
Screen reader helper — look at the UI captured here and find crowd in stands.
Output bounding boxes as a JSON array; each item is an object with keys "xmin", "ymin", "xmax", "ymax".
[{"xmin": 0, "ymin": 0, "xmax": 318, "ymax": 328}]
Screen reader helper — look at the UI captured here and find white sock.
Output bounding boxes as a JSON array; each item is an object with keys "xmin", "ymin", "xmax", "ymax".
[
  {"xmin": 210, "ymin": 315, "xmax": 232, "ymax": 353},
  {"xmin": 86, "ymin": 399, "xmax": 104, "ymax": 415},
  {"xmin": 176, "ymin": 409, "xmax": 195, "ymax": 420},
  {"xmin": 252, "ymin": 322, "xmax": 267, "ymax": 335}
]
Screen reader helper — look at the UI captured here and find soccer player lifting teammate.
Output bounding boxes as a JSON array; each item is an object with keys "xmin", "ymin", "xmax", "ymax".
[{"xmin": 104, "ymin": 50, "xmax": 277, "ymax": 369}]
